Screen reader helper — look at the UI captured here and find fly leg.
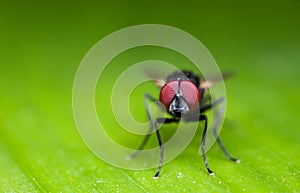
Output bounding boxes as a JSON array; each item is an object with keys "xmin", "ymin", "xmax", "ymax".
[
  {"xmin": 200, "ymin": 98, "xmax": 240, "ymax": 163},
  {"xmin": 153, "ymin": 117, "xmax": 179, "ymax": 179},
  {"xmin": 184, "ymin": 114, "xmax": 214, "ymax": 175},
  {"xmin": 127, "ymin": 93, "xmax": 158, "ymax": 159}
]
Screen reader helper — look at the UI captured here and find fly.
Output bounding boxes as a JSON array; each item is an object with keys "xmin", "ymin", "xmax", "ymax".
[{"xmin": 128, "ymin": 70, "xmax": 239, "ymax": 179}]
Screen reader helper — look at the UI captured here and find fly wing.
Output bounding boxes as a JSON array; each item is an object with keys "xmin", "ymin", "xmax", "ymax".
[
  {"xmin": 200, "ymin": 71, "xmax": 234, "ymax": 89},
  {"xmin": 144, "ymin": 69, "xmax": 168, "ymax": 88}
]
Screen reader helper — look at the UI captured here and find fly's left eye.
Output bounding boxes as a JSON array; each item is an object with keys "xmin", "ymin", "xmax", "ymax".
[{"xmin": 179, "ymin": 81, "xmax": 200, "ymax": 111}]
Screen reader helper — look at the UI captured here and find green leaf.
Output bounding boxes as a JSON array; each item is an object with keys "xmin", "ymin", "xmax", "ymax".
[{"xmin": 0, "ymin": 1, "xmax": 300, "ymax": 192}]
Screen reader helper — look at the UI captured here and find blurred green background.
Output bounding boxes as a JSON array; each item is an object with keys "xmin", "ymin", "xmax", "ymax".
[{"xmin": 0, "ymin": 1, "xmax": 300, "ymax": 192}]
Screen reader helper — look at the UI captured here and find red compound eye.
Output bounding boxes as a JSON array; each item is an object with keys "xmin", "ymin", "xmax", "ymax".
[{"xmin": 159, "ymin": 80, "xmax": 200, "ymax": 112}]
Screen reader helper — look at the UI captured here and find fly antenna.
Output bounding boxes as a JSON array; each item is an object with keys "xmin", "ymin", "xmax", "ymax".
[{"xmin": 176, "ymin": 78, "xmax": 183, "ymax": 95}]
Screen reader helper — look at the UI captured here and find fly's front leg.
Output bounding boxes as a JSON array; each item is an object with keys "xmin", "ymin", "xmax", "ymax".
[
  {"xmin": 127, "ymin": 93, "xmax": 157, "ymax": 159},
  {"xmin": 201, "ymin": 98, "xmax": 240, "ymax": 163},
  {"xmin": 153, "ymin": 117, "xmax": 179, "ymax": 179},
  {"xmin": 184, "ymin": 114, "xmax": 214, "ymax": 175}
]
